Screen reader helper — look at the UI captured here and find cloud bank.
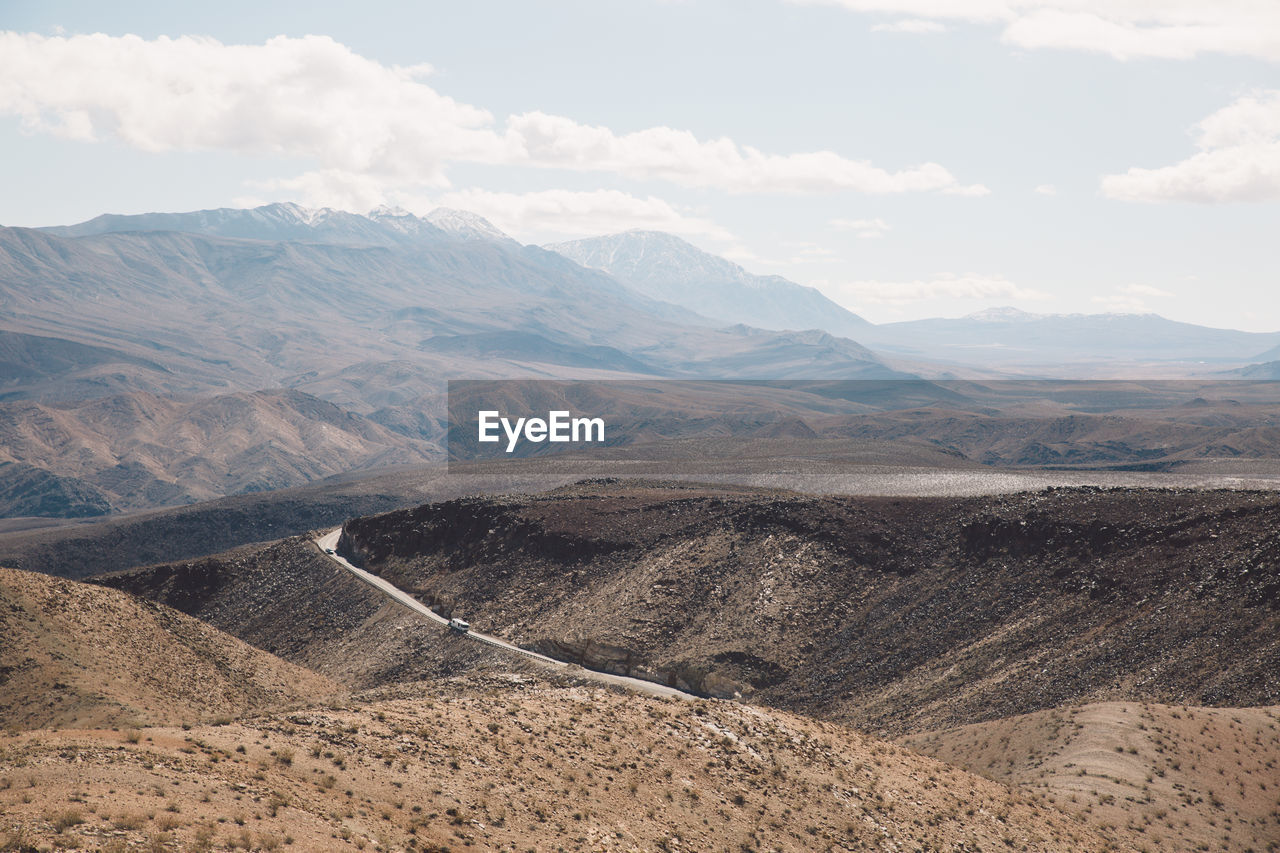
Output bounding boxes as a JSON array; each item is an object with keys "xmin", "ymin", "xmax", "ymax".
[
  {"xmin": 429, "ymin": 189, "xmax": 735, "ymax": 242},
  {"xmin": 1102, "ymin": 91, "xmax": 1280, "ymax": 203},
  {"xmin": 0, "ymin": 31, "xmax": 986, "ymax": 213}
]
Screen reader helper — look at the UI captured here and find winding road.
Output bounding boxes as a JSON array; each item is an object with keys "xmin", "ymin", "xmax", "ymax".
[{"xmin": 313, "ymin": 529, "xmax": 692, "ymax": 700}]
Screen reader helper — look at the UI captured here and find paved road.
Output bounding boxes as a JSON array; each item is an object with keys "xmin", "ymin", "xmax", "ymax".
[{"xmin": 313, "ymin": 529, "xmax": 692, "ymax": 700}]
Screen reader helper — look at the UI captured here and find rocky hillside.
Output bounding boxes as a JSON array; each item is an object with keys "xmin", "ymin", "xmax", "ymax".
[
  {"xmin": 0, "ymin": 673, "xmax": 1147, "ymax": 853},
  {"xmin": 93, "ymin": 536, "xmax": 516, "ymax": 690},
  {"xmin": 337, "ymin": 481, "xmax": 1280, "ymax": 734},
  {"xmin": 0, "ymin": 566, "xmax": 338, "ymax": 730}
]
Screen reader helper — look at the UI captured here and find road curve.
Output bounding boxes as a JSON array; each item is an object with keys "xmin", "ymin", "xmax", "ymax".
[{"xmin": 313, "ymin": 529, "xmax": 693, "ymax": 700}]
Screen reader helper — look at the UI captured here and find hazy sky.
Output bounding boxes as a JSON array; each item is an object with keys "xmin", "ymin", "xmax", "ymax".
[{"xmin": 2, "ymin": 1, "xmax": 1278, "ymax": 329}]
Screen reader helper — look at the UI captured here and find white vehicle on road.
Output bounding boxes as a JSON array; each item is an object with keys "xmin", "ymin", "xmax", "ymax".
[{"xmin": 448, "ymin": 617, "xmax": 470, "ymax": 633}]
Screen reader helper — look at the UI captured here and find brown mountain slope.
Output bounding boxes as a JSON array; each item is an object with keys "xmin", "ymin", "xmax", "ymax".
[
  {"xmin": 335, "ymin": 482, "xmax": 1280, "ymax": 734},
  {"xmin": 0, "ymin": 566, "xmax": 339, "ymax": 730},
  {"xmin": 903, "ymin": 702, "xmax": 1280, "ymax": 852},
  {"xmin": 0, "ymin": 673, "xmax": 1146, "ymax": 853},
  {"xmin": 0, "ymin": 388, "xmax": 438, "ymax": 516}
]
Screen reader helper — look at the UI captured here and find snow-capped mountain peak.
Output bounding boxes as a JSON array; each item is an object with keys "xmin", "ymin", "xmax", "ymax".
[
  {"xmin": 963, "ymin": 306, "xmax": 1044, "ymax": 322},
  {"xmin": 424, "ymin": 208, "xmax": 516, "ymax": 244},
  {"xmin": 368, "ymin": 204, "xmax": 412, "ymax": 219}
]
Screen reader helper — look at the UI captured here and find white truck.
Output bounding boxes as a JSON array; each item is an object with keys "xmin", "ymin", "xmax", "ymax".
[{"xmin": 448, "ymin": 617, "xmax": 470, "ymax": 633}]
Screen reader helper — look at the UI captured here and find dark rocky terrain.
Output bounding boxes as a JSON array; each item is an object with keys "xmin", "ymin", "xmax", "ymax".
[
  {"xmin": 331, "ymin": 482, "xmax": 1280, "ymax": 734},
  {"xmin": 0, "ymin": 466, "xmax": 585, "ymax": 579},
  {"xmin": 0, "ymin": 475, "xmax": 427, "ymax": 580}
]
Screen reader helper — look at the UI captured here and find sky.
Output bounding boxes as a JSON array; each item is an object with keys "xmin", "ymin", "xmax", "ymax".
[{"xmin": 1, "ymin": 0, "xmax": 1278, "ymax": 330}]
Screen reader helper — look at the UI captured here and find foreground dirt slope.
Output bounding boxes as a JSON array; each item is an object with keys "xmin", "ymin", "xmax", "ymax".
[
  {"xmin": 0, "ymin": 675, "xmax": 1144, "ymax": 853},
  {"xmin": 338, "ymin": 482, "xmax": 1280, "ymax": 734},
  {"xmin": 0, "ymin": 566, "xmax": 339, "ymax": 730},
  {"xmin": 904, "ymin": 702, "xmax": 1280, "ymax": 853}
]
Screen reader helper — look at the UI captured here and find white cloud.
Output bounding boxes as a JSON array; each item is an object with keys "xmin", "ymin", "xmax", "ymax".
[
  {"xmin": 818, "ymin": 273, "xmax": 1049, "ymax": 305},
  {"xmin": 790, "ymin": 1, "xmax": 1280, "ymax": 61},
  {"xmin": 1034, "ymin": 184, "xmax": 1057, "ymax": 195},
  {"xmin": 0, "ymin": 31, "xmax": 987, "ymax": 208},
  {"xmin": 424, "ymin": 189, "xmax": 736, "ymax": 243},
  {"xmin": 1091, "ymin": 283, "xmax": 1173, "ymax": 312},
  {"xmin": 831, "ymin": 216, "xmax": 891, "ymax": 238},
  {"xmin": 871, "ymin": 18, "xmax": 946, "ymax": 33},
  {"xmin": 503, "ymin": 111, "xmax": 987, "ymax": 195},
  {"xmin": 781, "ymin": 242, "xmax": 842, "ymax": 263},
  {"xmin": 1124, "ymin": 284, "xmax": 1173, "ymax": 297},
  {"xmin": 0, "ymin": 32, "xmax": 499, "ymax": 192},
  {"xmin": 1102, "ymin": 90, "xmax": 1280, "ymax": 203}
]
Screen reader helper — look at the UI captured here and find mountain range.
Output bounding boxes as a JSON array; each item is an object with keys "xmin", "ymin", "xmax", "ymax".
[
  {"xmin": 548, "ymin": 229, "xmax": 874, "ymax": 339},
  {"xmin": 545, "ymin": 232, "xmax": 1280, "ymax": 370},
  {"xmin": 3, "ymin": 200, "xmax": 1278, "ymax": 517}
]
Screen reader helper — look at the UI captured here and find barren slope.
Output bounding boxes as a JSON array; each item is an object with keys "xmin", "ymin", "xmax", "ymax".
[
  {"xmin": 904, "ymin": 702, "xmax": 1280, "ymax": 852},
  {"xmin": 0, "ymin": 389, "xmax": 438, "ymax": 516},
  {"xmin": 0, "ymin": 566, "xmax": 339, "ymax": 730},
  {"xmin": 336, "ymin": 482, "xmax": 1280, "ymax": 733},
  {"xmin": 0, "ymin": 674, "xmax": 1145, "ymax": 852}
]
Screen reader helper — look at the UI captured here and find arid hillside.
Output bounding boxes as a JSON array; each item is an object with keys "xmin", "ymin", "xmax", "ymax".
[
  {"xmin": 0, "ymin": 567, "xmax": 339, "ymax": 731},
  {"xmin": 0, "ymin": 389, "xmax": 438, "ymax": 517},
  {"xmin": 0, "ymin": 673, "xmax": 1147, "ymax": 853},
  {"xmin": 904, "ymin": 702, "xmax": 1280, "ymax": 853},
  {"xmin": 336, "ymin": 482, "xmax": 1280, "ymax": 734}
]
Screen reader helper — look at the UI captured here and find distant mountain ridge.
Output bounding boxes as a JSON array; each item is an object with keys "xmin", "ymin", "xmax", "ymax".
[
  {"xmin": 859, "ymin": 307, "xmax": 1280, "ymax": 366},
  {"xmin": 40, "ymin": 201, "xmax": 522, "ymax": 250},
  {"xmin": 547, "ymin": 230, "xmax": 874, "ymax": 338},
  {"xmin": 38, "ymin": 205, "xmax": 1280, "ymax": 370}
]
